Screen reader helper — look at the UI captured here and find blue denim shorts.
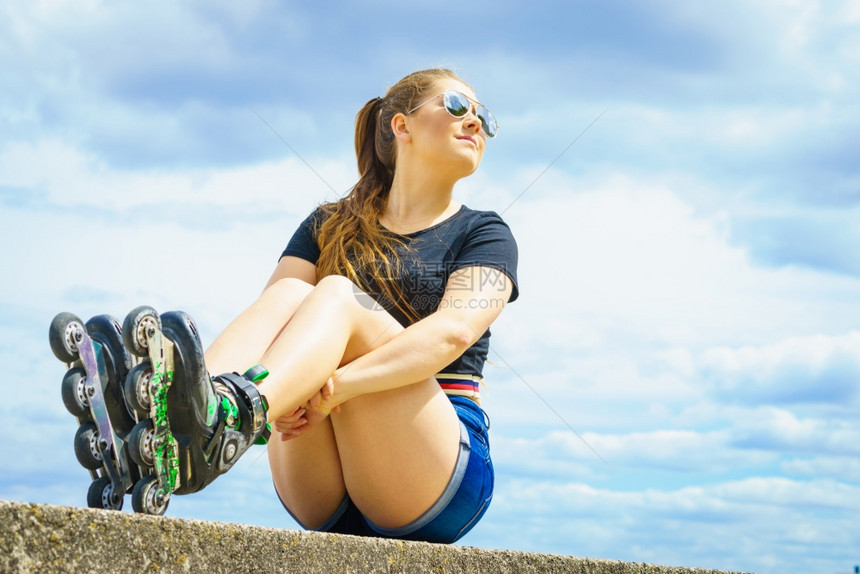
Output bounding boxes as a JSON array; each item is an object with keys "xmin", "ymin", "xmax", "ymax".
[{"xmin": 276, "ymin": 396, "xmax": 494, "ymax": 543}]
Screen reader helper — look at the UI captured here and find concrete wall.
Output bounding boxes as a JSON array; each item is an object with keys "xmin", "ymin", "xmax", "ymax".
[{"xmin": 1, "ymin": 500, "xmax": 749, "ymax": 574}]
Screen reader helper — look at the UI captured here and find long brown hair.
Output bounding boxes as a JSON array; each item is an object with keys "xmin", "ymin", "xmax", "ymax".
[{"xmin": 315, "ymin": 68, "xmax": 467, "ymax": 322}]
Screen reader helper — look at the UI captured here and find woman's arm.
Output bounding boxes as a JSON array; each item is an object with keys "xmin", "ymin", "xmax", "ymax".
[{"xmin": 330, "ymin": 266, "xmax": 514, "ymax": 405}]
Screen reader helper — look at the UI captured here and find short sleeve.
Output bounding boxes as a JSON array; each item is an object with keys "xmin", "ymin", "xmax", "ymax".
[
  {"xmin": 449, "ymin": 211, "xmax": 519, "ymax": 303},
  {"xmin": 280, "ymin": 209, "xmax": 322, "ymax": 264}
]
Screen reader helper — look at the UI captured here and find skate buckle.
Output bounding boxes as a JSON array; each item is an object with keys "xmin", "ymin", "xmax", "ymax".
[
  {"xmin": 76, "ymin": 328, "xmax": 133, "ymax": 498},
  {"xmin": 243, "ymin": 365, "xmax": 271, "ymax": 441}
]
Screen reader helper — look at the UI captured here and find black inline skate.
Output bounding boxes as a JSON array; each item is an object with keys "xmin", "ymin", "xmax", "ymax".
[
  {"xmin": 49, "ymin": 313, "xmax": 140, "ymax": 511},
  {"xmin": 50, "ymin": 307, "xmax": 271, "ymax": 515}
]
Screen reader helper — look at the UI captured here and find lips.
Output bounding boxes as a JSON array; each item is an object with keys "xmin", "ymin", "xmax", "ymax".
[{"xmin": 456, "ymin": 135, "xmax": 477, "ymax": 146}]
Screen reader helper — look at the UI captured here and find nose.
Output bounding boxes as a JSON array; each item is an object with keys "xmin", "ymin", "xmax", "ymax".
[{"xmin": 462, "ymin": 106, "xmax": 482, "ymax": 135}]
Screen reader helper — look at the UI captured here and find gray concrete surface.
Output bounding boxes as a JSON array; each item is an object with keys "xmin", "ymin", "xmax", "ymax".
[{"xmin": 0, "ymin": 499, "xmax": 750, "ymax": 573}]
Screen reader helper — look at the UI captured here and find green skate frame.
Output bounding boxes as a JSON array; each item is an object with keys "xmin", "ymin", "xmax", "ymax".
[{"xmin": 142, "ymin": 322, "xmax": 181, "ymax": 503}]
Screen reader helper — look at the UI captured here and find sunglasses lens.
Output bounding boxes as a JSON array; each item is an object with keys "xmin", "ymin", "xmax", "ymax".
[
  {"xmin": 442, "ymin": 90, "xmax": 499, "ymax": 139},
  {"xmin": 477, "ymin": 106, "xmax": 498, "ymax": 138},
  {"xmin": 443, "ymin": 91, "xmax": 470, "ymax": 117}
]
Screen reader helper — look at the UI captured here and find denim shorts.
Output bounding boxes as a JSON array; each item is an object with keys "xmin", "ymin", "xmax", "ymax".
[{"xmin": 276, "ymin": 396, "xmax": 494, "ymax": 544}]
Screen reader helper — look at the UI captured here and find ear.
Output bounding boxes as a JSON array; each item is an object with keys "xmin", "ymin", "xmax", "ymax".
[{"xmin": 390, "ymin": 112, "xmax": 412, "ymax": 143}]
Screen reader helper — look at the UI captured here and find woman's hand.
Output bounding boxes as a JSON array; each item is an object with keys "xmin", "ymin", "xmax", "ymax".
[
  {"xmin": 273, "ymin": 405, "xmax": 308, "ymax": 441},
  {"xmin": 276, "ymin": 376, "xmax": 342, "ymax": 441},
  {"xmin": 306, "ymin": 376, "xmax": 341, "ymax": 424}
]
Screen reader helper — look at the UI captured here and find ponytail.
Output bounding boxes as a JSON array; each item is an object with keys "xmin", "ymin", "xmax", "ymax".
[
  {"xmin": 354, "ymin": 96, "xmax": 393, "ymax": 212},
  {"xmin": 315, "ymin": 69, "xmax": 466, "ymax": 323}
]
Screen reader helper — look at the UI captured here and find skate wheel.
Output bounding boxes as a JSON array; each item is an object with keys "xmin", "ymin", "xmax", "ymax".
[
  {"xmin": 128, "ymin": 420, "xmax": 155, "ymax": 467},
  {"xmin": 61, "ymin": 367, "xmax": 91, "ymax": 419},
  {"xmin": 87, "ymin": 476, "xmax": 123, "ymax": 511},
  {"xmin": 132, "ymin": 475, "xmax": 168, "ymax": 515},
  {"xmin": 49, "ymin": 312, "xmax": 85, "ymax": 363},
  {"xmin": 73, "ymin": 422, "xmax": 103, "ymax": 470},
  {"xmin": 124, "ymin": 362, "xmax": 153, "ymax": 417},
  {"xmin": 122, "ymin": 306, "xmax": 161, "ymax": 358}
]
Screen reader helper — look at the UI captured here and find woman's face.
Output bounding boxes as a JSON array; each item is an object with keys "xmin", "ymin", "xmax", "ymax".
[{"xmin": 401, "ymin": 79, "xmax": 487, "ymax": 177}]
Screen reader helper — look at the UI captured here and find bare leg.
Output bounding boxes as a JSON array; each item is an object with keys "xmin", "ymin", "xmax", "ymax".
[
  {"xmin": 199, "ymin": 274, "xmax": 461, "ymax": 529},
  {"xmin": 269, "ymin": 418, "xmax": 346, "ymax": 528},
  {"xmin": 197, "ymin": 276, "xmax": 346, "ymax": 527},
  {"xmin": 262, "ymin": 275, "xmax": 461, "ymax": 528},
  {"xmin": 204, "ymin": 278, "xmax": 314, "ymax": 375},
  {"xmin": 254, "ymin": 275, "xmax": 406, "ymax": 418},
  {"xmin": 330, "ymin": 378, "xmax": 460, "ymax": 528}
]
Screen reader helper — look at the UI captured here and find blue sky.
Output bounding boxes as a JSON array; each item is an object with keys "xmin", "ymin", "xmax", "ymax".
[{"xmin": 2, "ymin": 1, "xmax": 859, "ymax": 572}]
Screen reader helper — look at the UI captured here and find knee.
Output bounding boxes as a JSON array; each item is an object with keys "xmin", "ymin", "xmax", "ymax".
[
  {"xmin": 315, "ymin": 274, "xmax": 355, "ymax": 290},
  {"xmin": 266, "ymin": 277, "xmax": 315, "ymax": 300},
  {"xmin": 259, "ymin": 277, "xmax": 314, "ymax": 312},
  {"xmin": 314, "ymin": 275, "xmax": 381, "ymax": 315},
  {"xmin": 314, "ymin": 274, "xmax": 360, "ymax": 302}
]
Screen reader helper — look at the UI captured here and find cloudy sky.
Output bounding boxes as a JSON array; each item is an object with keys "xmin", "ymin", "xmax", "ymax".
[{"xmin": 2, "ymin": 1, "xmax": 859, "ymax": 572}]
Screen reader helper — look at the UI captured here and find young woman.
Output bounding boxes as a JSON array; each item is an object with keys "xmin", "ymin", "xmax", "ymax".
[{"xmin": 127, "ymin": 68, "xmax": 518, "ymax": 543}]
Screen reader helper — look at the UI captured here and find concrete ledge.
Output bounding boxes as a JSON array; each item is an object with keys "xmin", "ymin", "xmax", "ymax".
[{"xmin": 1, "ymin": 500, "xmax": 748, "ymax": 573}]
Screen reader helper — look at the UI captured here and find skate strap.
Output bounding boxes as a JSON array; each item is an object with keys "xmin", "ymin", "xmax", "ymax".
[
  {"xmin": 203, "ymin": 415, "xmax": 226, "ymax": 460},
  {"xmin": 243, "ymin": 364, "xmax": 269, "ymax": 383},
  {"xmin": 213, "ymin": 372, "xmax": 271, "ymax": 444}
]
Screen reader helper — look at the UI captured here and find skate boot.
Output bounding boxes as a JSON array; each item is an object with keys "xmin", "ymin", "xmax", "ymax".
[
  {"xmin": 49, "ymin": 312, "xmax": 140, "ymax": 512},
  {"xmin": 121, "ymin": 307, "xmax": 270, "ymax": 514}
]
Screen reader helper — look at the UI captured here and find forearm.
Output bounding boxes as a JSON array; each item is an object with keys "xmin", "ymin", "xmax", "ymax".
[
  {"xmin": 328, "ymin": 266, "xmax": 512, "ymax": 407},
  {"xmin": 333, "ymin": 311, "xmax": 476, "ymax": 403}
]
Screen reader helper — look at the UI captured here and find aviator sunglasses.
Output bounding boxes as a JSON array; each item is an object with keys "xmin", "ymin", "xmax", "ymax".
[{"xmin": 408, "ymin": 90, "xmax": 499, "ymax": 139}]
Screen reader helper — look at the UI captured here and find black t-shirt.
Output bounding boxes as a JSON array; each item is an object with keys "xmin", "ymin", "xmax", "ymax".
[{"xmin": 281, "ymin": 204, "xmax": 519, "ymax": 377}]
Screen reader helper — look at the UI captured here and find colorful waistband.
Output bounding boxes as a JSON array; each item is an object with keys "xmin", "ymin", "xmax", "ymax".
[{"xmin": 436, "ymin": 372, "xmax": 483, "ymax": 402}]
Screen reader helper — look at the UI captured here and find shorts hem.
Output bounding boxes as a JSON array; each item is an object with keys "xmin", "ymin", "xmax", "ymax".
[
  {"xmin": 364, "ymin": 420, "xmax": 471, "ymax": 538},
  {"xmin": 276, "ymin": 488, "xmax": 351, "ymax": 532}
]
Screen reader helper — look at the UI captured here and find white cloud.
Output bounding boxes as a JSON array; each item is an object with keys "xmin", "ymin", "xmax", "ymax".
[
  {"xmin": 698, "ymin": 333, "xmax": 860, "ymax": 406},
  {"xmin": 501, "ymin": 177, "xmax": 860, "ymax": 357},
  {"xmin": 476, "ymin": 476, "xmax": 859, "ymax": 573},
  {"xmin": 781, "ymin": 455, "xmax": 860, "ymax": 481},
  {"xmin": 505, "ymin": 179, "xmax": 747, "ymax": 337},
  {"xmin": 731, "ymin": 407, "xmax": 860, "ymax": 455},
  {"xmin": 0, "ymin": 139, "xmax": 354, "ymax": 209},
  {"xmin": 0, "ymin": 138, "xmax": 360, "ymax": 350},
  {"xmin": 493, "ymin": 426, "xmax": 770, "ymax": 478},
  {"xmin": 2, "ymin": 1, "xmax": 281, "ymax": 82}
]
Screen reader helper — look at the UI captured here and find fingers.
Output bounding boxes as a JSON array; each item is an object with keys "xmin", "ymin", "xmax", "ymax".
[
  {"xmin": 277, "ymin": 406, "xmax": 306, "ymax": 425},
  {"xmin": 274, "ymin": 406, "xmax": 308, "ymax": 436},
  {"xmin": 322, "ymin": 376, "xmax": 335, "ymax": 399},
  {"xmin": 280, "ymin": 429, "xmax": 305, "ymax": 441},
  {"xmin": 275, "ymin": 378, "xmax": 339, "ymax": 442},
  {"xmin": 283, "ymin": 409, "xmax": 305, "ymax": 423},
  {"xmin": 274, "ymin": 417, "xmax": 306, "ymax": 432},
  {"xmin": 275, "ymin": 416, "xmax": 306, "ymax": 431},
  {"xmin": 309, "ymin": 377, "xmax": 335, "ymax": 409}
]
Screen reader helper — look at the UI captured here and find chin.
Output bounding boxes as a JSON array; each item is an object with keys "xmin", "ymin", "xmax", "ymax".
[
  {"xmin": 451, "ymin": 159, "xmax": 481, "ymax": 180},
  {"xmin": 452, "ymin": 151, "xmax": 483, "ymax": 175}
]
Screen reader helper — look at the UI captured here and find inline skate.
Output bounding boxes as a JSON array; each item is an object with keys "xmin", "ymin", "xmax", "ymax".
[{"xmin": 50, "ymin": 307, "xmax": 271, "ymax": 515}]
